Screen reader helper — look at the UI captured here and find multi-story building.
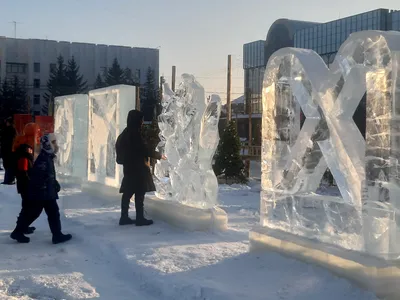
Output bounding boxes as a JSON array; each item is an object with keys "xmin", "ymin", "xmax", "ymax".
[
  {"xmin": 0, "ymin": 37, "xmax": 159, "ymax": 115},
  {"xmin": 242, "ymin": 8, "xmax": 400, "ymax": 145},
  {"xmin": 294, "ymin": 9, "xmax": 400, "ymax": 66}
]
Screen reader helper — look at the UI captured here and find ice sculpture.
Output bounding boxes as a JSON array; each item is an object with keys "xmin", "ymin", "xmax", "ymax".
[
  {"xmin": 154, "ymin": 74, "xmax": 222, "ymax": 208},
  {"xmin": 258, "ymin": 31, "xmax": 400, "ymax": 259},
  {"xmin": 87, "ymin": 85, "xmax": 136, "ymax": 188},
  {"xmin": 54, "ymin": 94, "xmax": 89, "ymax": 180}
]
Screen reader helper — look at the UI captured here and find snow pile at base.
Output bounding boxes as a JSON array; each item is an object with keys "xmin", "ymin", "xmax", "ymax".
[{"xmin": 0, "ymin": 171, "xmax": 378, "ymax": 300}]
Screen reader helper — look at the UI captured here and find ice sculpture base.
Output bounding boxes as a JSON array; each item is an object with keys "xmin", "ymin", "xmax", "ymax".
[
  {"xmin": 57, "ymin": 174, "xmax": 84, "ymax": 187},
  {"xmin": 144, "ymin": 195, "xmax": 228, "ymax": 231},
  {"xmin": 249, "ymin": 226, "xmax": 400, "ymax": 300},
  {"xmin": 81, "ymin": 181, "xmax": 120, "ymax": 202}
]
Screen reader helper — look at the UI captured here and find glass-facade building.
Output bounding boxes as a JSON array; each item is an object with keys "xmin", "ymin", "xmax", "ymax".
[
  {"xmin": 294, "ymin": 9, "xmax": 398, "ymax": 66},
  {"xmin": 244, "ymin": 9, "xmax": 400, "ymax": 115},
  {"xmin": 243, "ymin": 40, "xmax": 266, "ymax": 115}
]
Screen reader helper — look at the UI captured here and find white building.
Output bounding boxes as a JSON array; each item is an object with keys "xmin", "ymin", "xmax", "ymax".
[{"xmin": 0, "ymin": 36, "xmax": 159, "ymax": 115}]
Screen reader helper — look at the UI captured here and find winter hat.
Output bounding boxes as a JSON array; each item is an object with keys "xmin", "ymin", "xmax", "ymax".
[{"xmin": 41, "ymin": 133, "xmax": 57, "ymax": 154}]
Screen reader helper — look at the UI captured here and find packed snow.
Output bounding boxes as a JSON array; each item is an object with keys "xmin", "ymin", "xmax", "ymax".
[{"xmin": 0, "ymin": 171, "xmax": 378, "ymax": 300}]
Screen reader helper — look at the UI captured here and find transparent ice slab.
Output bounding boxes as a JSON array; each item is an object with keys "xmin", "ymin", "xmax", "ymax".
[
  {"xmin": 87, "ymin": 85, "xmax": 136, "ymax": 188},
  {"xmin": 54, "ymin": 94, "xmax": 89, "ymax": 179},
  {"xmin": 261, "ymin": 30, "xmax": 400, "ymax": 260}
]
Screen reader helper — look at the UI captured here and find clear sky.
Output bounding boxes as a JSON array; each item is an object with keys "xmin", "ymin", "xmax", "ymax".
[{"xmin": 1, "ymin": 0, "xmax": 399, "ymax": 102}]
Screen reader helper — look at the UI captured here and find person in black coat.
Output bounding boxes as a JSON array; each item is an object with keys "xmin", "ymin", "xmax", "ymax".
[
  {"xmin": 10, "ymin": 133, "xmax": 72, "ymax": 244},
  {"xmin": 1, "ymin": 118, "xmax": 17, "ymax": 184},
  {"xmin": 14, "ymin": 143, "xmax": 36, "ymax": 235},
  {"xmin": 116, "ymin": 110, "xmax": 166, "ymax": 226}
]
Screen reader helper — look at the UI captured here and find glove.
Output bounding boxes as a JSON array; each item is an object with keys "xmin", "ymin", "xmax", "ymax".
[{"xmin": 55, "ymin": 180, "xmax": 61, "ymax": 193}]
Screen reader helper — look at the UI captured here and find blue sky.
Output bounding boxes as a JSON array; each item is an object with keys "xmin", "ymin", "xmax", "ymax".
[{"xmin": 1, "ymin": 0, "xmax": 399, "ymax": 100}]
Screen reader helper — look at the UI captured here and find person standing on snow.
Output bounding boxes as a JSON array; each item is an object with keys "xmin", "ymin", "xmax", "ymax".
[
  {"xmin": 10, "ymin": 133, "xmax": 72, "ymax": 244},
  {"xmin": 1, "ymin": 117, "xmax": 17, "ymax": 184},
  {"xmin": 116, "ymin": 109, "xmax": 166, "ymax": 226},
  {"xmin": 14, "ymin": 143, "xmax": 36, "ymax": 235}
]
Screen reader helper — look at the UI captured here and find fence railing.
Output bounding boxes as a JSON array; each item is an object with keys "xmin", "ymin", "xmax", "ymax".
[{"xmin": 241, "ymin": 146, "xmax": 261, "ymax": 158}]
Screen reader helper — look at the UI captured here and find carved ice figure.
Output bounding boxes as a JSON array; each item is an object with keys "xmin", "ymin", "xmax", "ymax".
[
  {"xmin": 261, "ymin": 31, "xmax": 400, "ymax": 259},
  {"xmin": 54, "ymin": 94, "xmax": 89, "ymax": 179},
  {"xmin": 154, "ymin": 74, "xmax": 221, "ymax": 208},
  {"xmin": 87, "ymin": 85, "xmax": 136, "ymax": 188}
]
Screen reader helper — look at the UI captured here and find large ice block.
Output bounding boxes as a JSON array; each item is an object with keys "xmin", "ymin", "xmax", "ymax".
[
  {"xmin": 54, "ymin": 94, "xmax": 89, "ymax": 181},
  {"xmin": 154, "ymin": 75, "xmax": 222, "ymax": 209},
  {"xmin": 87, "ymin": 85, "xmax": 136, "ymax": 188},
  {"xmin": 253, "ymin": 31, "xmax": 400, "ymax": 260}
]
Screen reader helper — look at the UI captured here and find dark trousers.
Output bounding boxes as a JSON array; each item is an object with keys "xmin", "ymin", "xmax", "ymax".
[
  {"xmin": 121, "ymin": 192, "xmax": 145, "ymax": 219},
  {"xmin": 15, "ymin": 199, "xmax": 62, "ymax": 236},
  {"xmin": 2, "ymin": 155, "xmax": 15, "ymax": 183},
  {"xmin": 21, "ymin": 192, "xmax": 29, "ymax": 209},
  {"xmin": 15, "ymin": 193, "xmax": 30, "ymax": 232}
]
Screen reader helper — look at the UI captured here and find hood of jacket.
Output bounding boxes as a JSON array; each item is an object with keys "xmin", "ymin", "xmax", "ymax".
[{"xmin": 127, "ymin": 110, "xmax": 144, "ymax": 131}]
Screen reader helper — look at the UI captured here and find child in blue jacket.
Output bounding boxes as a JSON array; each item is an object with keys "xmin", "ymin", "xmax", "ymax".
[{"xmin": 10, "ymin": 133, "xmax": 72, "ymax": 244}]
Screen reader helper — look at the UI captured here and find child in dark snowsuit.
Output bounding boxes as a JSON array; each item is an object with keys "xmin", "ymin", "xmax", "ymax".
[
  {"xmin": 10, "ymin": 133, "xmax": 72, "ymax": 244},
  {"xmin": 14, "ymin": 144, "xmax": 36, "ymax": 235}
]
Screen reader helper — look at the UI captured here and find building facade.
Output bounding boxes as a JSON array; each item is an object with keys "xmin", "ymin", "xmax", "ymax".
[
  {"xmin": 294, "ymin": 9, "xmax": 399, "ymax": 66},
  {"xmin": 0, "ymin": 37, "xmax": 159, "ymax": 115},
  {"xmin": 242, "ymin": 8, "xmax": 400, "ymax": 144},
  {"xmin": 243, "ymin": 40, "xmax": 266, "ymax": 115}
]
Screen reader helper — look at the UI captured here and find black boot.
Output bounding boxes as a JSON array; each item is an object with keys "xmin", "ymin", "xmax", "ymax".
[
  {"xmin": 119, "ymin": 217, "xmax": 136, "ymax": 225},
  {"xmin": 24, "ymin": 226, "xmax": 36, "ymax": 235},
  {"xmin": 135, "ymin": 196, "xmax": 153, "ymax": 226},
  {"xmin": 10, "ymin": 230, "xmax": 30, "ymax": 243},
  {"xmin": 52, "ymin": 233, "xmax": 72, "ymax": 244},
  {"xmin": 120, "ymin": 193, "xmax": 135, "ymax": 225}
]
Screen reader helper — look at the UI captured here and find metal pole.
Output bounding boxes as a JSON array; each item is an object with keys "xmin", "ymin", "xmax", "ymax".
[
  {"xmin": 227, "ymin": 55, "xmax": 232, "ymax": 122},
  {"xmin": 172, "ymin": 66, "xmax": 176, "ymax": 92},
  {"xmin": 135, "ymin": 85, "xmax": 140, "ymax": 110}
]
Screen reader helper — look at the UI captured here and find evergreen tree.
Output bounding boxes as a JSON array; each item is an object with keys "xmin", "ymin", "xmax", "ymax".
[
  {"xmin": 94, "ymin": 73, "xmax": 105, "ymax": 89},
  {"xmin": 0, "ymin": 77, "xmax": 27, "ymax": 118},
  {"xmin": 124, "ymin": 68, "xmax": 135, "ymax": 85},
  {"xmin": 105, "ymin": 58, "xmax": 126, "ymax": 86},
  {"xmin": 10, "ymin": 76, "xmax": 27, "ymax": 114},
  {"xmin": 43, "ymin": 55, "xmax": 68, "ymax": 115},
  {"xmin": 0, "ymin": 80, "xmax": 13, "ymax": 118},
  {"xmin": 141, "ymin": 67, "xmax": 157, "ymax": 121},
  {"xmin": 65, "ymin": 56, "xmax": 87, "ymax": 94},
  {"xmin": 213, "ymin": 120, "xmax": 247, "ymax": 183}
]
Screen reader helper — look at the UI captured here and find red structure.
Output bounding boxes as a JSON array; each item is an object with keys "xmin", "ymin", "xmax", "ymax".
[
  {"xmin": 13, "ymin": 114, "xmax": 34, "ymax": 136},
  {"xmin": 35, "ymin": 116, "xmax": 54, "ymax": 136},
  {"xmin": 12, "ymin": 123, "xmax": 41, "ymax": 158}
]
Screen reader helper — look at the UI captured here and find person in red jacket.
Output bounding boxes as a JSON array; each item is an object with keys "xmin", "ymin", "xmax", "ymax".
[{"xmin": 14, "ymin": 144, "xmax": 36, "ymax": 235}]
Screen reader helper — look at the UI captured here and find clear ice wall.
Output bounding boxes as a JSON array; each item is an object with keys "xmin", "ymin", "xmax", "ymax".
[
  {"xmin": 262, "ymin": 31, "xmax": 400, "ymax": 260},
  {"xmin": 154, "ymin": 74, "xmax": 222, "ymax": 208},
  {"xmin": 54, "ymin": 94, "xmax": 89, "ymax": 179},
  {"xmin": 87, "ymin": 85, "xmax": 136, "ymax": 188}
]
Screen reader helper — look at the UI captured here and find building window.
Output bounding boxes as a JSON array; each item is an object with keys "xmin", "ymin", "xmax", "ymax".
[
  {"xmin": 34, "ymin": 63, "xmax": 40, "ymax": 73},
  {"xmin": 34, "ymin": 79, "xmax": 40, "ymax": 88},
  {"xmin": 6, "ymin": 63, "xmax": 27, "ymax": 74},
  {"xmin": 34, "ymin": 94, "xmax": 40, "ymax": 105},
  {"xmin": 34, "ymin": 111, "xmax": 41, "ymax": 116},
  {"xmin": 49, "ymin": 63, "xmax": 56, "ymax": 73}
]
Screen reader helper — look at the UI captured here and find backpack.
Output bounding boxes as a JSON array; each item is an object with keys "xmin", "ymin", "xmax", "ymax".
[{"xmin": 115, "ymin": 131, "xmax": 125, "ymax": 165}]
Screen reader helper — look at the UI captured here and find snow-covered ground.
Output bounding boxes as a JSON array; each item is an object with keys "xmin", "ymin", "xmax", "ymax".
[{"xmin": 0, "ymin": 171, "xmax": 377, "ymax": 300}]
